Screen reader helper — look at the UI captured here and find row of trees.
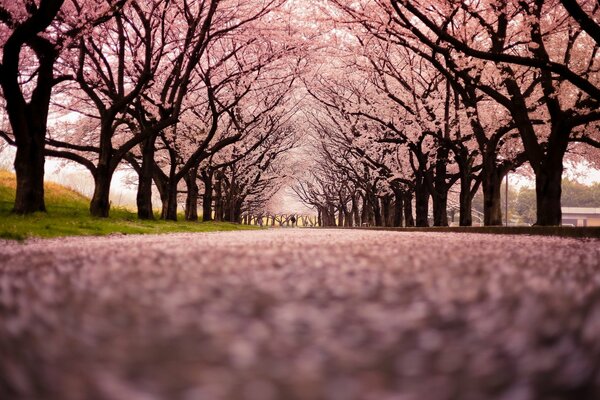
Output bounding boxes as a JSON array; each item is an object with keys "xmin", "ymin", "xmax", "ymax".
[
  {"xmin": 294, "ymin": 0, "xmax": 600, "ymax": 227},
  {"xmin": 0, "ymin": 0, "xmax": 301, "ymax": 220},
  {"xmin": 2, "ymin": 1, "xmax": 600, "ymax": 226}
]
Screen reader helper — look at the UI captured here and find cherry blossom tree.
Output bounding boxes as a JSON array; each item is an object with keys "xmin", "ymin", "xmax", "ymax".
[
  {"xmin": 128, "ymin": 0, "xmax": 290, "ymax": 220},
  {"xmin": 40, "ymin": 0, "xmax": 288, "ymax": 218},
  {"xmin": 390, "ymin": 0, "xmax": 600, "ymax": 225},
  {"xmin": 0, "ymin": 0, "xmax": 125, "ymax": 214}
]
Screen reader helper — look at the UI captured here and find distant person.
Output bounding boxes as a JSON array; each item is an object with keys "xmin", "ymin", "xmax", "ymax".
[{"xmin": 290, "ymin": 216, "xmax": 296, "ymax": 227}]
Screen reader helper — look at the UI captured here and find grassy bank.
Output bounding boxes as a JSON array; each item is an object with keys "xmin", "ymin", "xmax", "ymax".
[{"xmin": 0, "ymin": 170, "xmax": 257, "ymax": 240}]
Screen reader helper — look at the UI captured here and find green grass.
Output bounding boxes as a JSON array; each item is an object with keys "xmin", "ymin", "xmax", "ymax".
[{"xmin": 0, "ymin": 170, "xmax": 258, "ymax": 240}]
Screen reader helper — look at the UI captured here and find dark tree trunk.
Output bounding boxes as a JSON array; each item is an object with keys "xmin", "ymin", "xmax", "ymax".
[
  {"xmin": 13, "ymin": 133, "xmax": 46, "ymax": 214},
  {"xmin": 163, "ymin": 181, "xmax": 179, "ymax": 221},
  {"xmin": 415, "ymin": 174, "xmax": 430, "ymax": 227},
  {"xmin": 223, "ymin": 200, "xmax": 231, "ymax": 222},
  {"xmin": 90, "ymin": 117, "xmax": 121, "ymax": 218},
  {"xmin": 214, "ymin": 178, "xmax": 223, "ymax": 222},
  {"xmin": 431, "ymin": 148, "xmax": 450, "ymax": 227},
  {"xmin": 320, "ymin": 205, "xmax": 333, "ymax": 227},
  {"xmin": 136, "ymin": 137, "xmax": 157, "ymax": 220},
  {"xmin": 184, "ymin": 167, "xmax": 199, "ymax": 221},
  {"xmin": 90, "ymin": 161, "xmax": 115, "ymax": 218},
  {"xmin": 502, "ymin": 63, "xmax": 570, "ymax": 226},
  {"xmin": 532, "ymin": 123, "xmax": 570, "ymax": 226},
  {"xmin": 328, "ymin": 204, "xmax": 336, "ymax": 226},
  {"xmin": 159, "ymin": 191, "xmax": 169, "ymax": 220},
  {"xmin": 214, "ymin": 200, "xmax": 223, "ymax": 221},
  {"xmin": 233, "ymin": 199, "xmax": 243, "ymax": 223},
  {"xmin": 535, "ymin": 158, "xmax": 564, "ymax": 226},
  {"xmin": 403, "ymin": 191, "xmax": 415, "ymax": 227},
  {"xmin": 459, "ymin": 176, "xmax": 473, "ymax": 227},
  {"xmin": 154, "ymin": 177, "xmax": 169, "ymax": 221},
  {"xmin": 161, "ymin": 149, "xmax": 180, "ymax": 221},
  {"xmin": 360, "ymin": 195, "xmax": 370, "ymax": 226},
  {"xmin": 1, "ymin": 6, "xmax": 61, "ymax": 214},
  {"xmin": 482, "ymin": 161, "xmax": 504, "ymax": 226},
  {"xmin": 372, "ymin": 195, "xmax": 383, "ymax": 226},
  {"xmin": 201, "ymin": 173, "xmax": 213, "ymax": 222},
  {"xmin": 381, "ymin": 195, "xmax": 392, "ymax": 227},
  {"xmin": 432, "ymin": 190, "xmax": 449, "ymax": 227},
  {"xmin": 393, "ymin": 191, "xmax": 404, "ymax": 227}
]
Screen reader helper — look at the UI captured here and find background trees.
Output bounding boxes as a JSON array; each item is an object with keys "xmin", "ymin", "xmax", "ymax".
[
  {"xmin": 291, "ymin": 0, "xmax": 599, "ymax": 227},
  {"xmin": 386, "ymin": 0, "xmax": 600, "ymax": 225}
]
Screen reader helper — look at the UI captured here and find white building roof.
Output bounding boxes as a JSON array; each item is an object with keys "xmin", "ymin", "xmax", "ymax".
[{"xmin": 562, "ymin": 207, "xmax": 600, "ymax": 215}]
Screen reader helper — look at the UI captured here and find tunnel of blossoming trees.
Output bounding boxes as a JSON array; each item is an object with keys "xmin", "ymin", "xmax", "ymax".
[
  {"xmin": 1, "ymin": 0, "xmax": 599, "ymax": 226},
  {"xmin": 2, "ymin": 2, "xmax": 600, "ymax": 400}
]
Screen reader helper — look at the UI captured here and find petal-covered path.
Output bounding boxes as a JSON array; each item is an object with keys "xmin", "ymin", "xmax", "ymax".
[{"xmin": 1, "ymin": 229, "xmax": 600, "ymax": 400}]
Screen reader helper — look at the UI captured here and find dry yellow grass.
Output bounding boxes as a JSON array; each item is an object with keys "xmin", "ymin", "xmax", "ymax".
[{"xmin": 0, "ymin": 169, "xmax": 257, "ymax": 239}]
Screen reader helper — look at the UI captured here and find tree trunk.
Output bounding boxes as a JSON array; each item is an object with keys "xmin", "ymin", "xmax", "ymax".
[
  {"xmin": 90, "ymin": 117, "xmax": 121, "ymax": 218},
  {"xmin": 328, "ymin": 204, "xmax": 336, "ymax": 226},
  {"xmin": 372, "ymin": 195, "xmax": 383, "ymax": 226},
  {"xmin": 223, "ymin": 196, "xmax": 232, "ymax": 222},
  {"xmin": 2, "ymin": 15, "xmax": 59, "ymax": 214},
  {"xmin": 184, "ymin": 167, "xmax": 199, "ymax": 221},
  {"xmin": 404, "ymin": 191, "xmax": 415, "ymax": 227},
  {"xmin": 535, "ymin": 160, "xmax": 563, "ymax": 226},
  {"xmin": 158, "ymin": 187, "xmax": 169, "ymax": 220},
  {"xmin": 432, "ymin": 190, "xmax": 449, "ymax": 227},
  {"xmin": 381, "ymin": 195, "xmax": 392, "ymax": 227},
  {"xmin": 532, "ymin": 121, "xmax": 570, "ymax": 226},
  {"xmin": 90, "ymin": 163, "xmax": 115, "ymax": 218},
  {"xmin": 161, "ymin": 181, "xmax": 176, "ymax": 222},
  {"xmin": 13, "ymin": 133, "xmax": 46, "ymax": 214},
  {"xmin": 136, "ymin": 137, "xmax": 157, "ymax": 220},
  {"xmin": 360, "ymin": 195, "xmax": 370, "ymax": 226},
  {"xmin": 214, "ymin": 178, "xmax": 223, "ymax": 222},
  {"xmin": 162, "ymin": 180, "xmax": 179, "ymax": 221},
  {"xmin": 233, "ymin": 199, "xmax": 243, "ymax": 223},
  {"xmin": 201, "ymin": 174, "xmax": 213, "ymax": 222},
  {"xmin": 482, "ymin": 162, "xmax": 503, "ymax": 226},
  {"xmin": 415, "ymin": 175, "xmax": 430, "ymax": 227},
  {"xmin": 459, "ymin": 173, "xmax": 473, "ymax": 227},
  {"xmin": 393, "ymin": 191, "xmax": 403, "ymax": 227},
  {"xmin": 431, "ymin": 148, "xmax": 450, "ymax": 227}
]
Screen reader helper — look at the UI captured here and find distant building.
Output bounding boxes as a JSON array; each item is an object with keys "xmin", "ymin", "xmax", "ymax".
[{"xmin": 562, "ymin": 207, "xmax": 600, "ymax": 227}]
